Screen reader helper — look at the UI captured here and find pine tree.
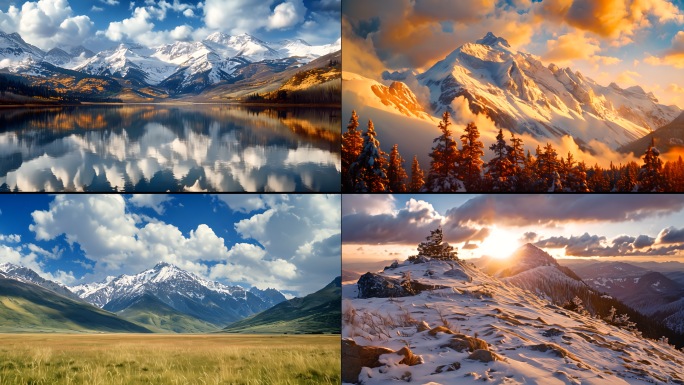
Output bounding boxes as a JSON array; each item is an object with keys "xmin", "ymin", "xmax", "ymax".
[
  {"xmin": 616, "ymin": 162, "xmax": 639, "ymax": 192},
  {"xmin": 485, "ymin": 128, "xmax": 514, "ymax": 191},
  {"xmin": 588, "ymin": 164, "xmax": 610, "ymax": 192},
  {"xmin": 349, "ymin": 119, "xmax": 389, "ymax": 192},
  {"xmin": 387, "ymin": 144, "xmax": 408, "ymax": 192},
  {"xmin": 535, "ymin": 143, "xmax": 560, "ymax": 191},
  {"xmin": 459, "ymin": 122, "xmax": 485, "ymax": 191},
  {"xmin": 341, "ymin": 110, "xmax": 364, "ymax": 191},
  {"xmin": 425, "ymin": 112, "xmax": 462, "ymax": 191},
  {"xmin": 411, "ymin": 227, "xmax": 458, "ymax": 261},
  {"xmin": 507, "ymin": 132, "xmax": 525, "ymax": 191},
  {"xmin": 637, "ymin": 138, "xmax": 665, "ymax": 192},
  {"xmin": 409, "ymin": 155, "xmax": 425, "ymax": 192}
]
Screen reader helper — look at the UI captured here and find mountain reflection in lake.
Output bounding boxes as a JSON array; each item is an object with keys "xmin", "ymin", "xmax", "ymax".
[{"xmin": 0, "ymin": 105, "xmax": 341, "ymax": 192}]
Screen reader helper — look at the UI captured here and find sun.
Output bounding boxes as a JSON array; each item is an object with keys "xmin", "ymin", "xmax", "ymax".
[{"xmin": 478, "ymin": 227, "xmax": 520, "ymax": 260}]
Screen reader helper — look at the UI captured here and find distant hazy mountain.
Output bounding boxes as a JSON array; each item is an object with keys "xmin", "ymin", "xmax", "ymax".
[
  {"xmin": 573, "ymin": 260, "xmax": 684, "ymax": 333},
  {"xmin": 620, "ymin": 111, "xmax": 684, "ymax": 155},
  {"xmin": 223, "ymin": 277, "xmax": 341, "ymax": 334},
  {"xmin": 0, "ymin": 276, "xmax": 150, "ymax": 333},
  {"xmin": 71, "ymin": 262, "xmax": 287, "ymax": 326}
]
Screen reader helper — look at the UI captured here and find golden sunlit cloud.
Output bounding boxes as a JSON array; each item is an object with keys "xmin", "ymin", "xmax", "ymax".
[
  {"xmin": 667, "ymin": 83, "xmax": 684, "ymax": 93},
  {"xmin": 533, "ymin": 0, "xmax": 683, "ymax": 40},
  {"xmin": 543, "ymin": 31, "xmax": 601, "ymax": 63},
  {"xmin": 615, "ymin": 70, "xmax": 643, "ymax": 86}
]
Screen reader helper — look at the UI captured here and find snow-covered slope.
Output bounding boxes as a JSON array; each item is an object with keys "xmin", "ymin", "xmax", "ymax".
[
  {"xmin": 42, "ymin": 46, "xmax": 94, "ymax": 69},
  {"xmin": 0, "ymin": 30, "xmax": 44, "ymax": 71},
  {"xmin": 71, "ymin": 262, "xmax": 287, "ymax": 325},
  {"xmin": 343, "ymin": 258, "xmax": 684, "ymax": 384},
  {"xmin": 478, "ymin": 243, "xmax": 586, "ymax": 304},
  {"xmin": 0, "ymin": 262, "xmax": 81, "ymax": 301},
  {"xmin": 416, "ymin": 32, "xmax": 681, "ymax": 149},
  {"xmin": 75, "ymin": 43, "xmax": 178, "ymax": 85},
  {"xmin": 0, "ymin": 29, "xmax": 339, "ymax": 93},
  {"xmin": 342, "ymin": 71, "xmax": 443, "ymax": 169},
  {"xmin": 274, "ymin": 37, "xmax": 341, "ymax": 61}
]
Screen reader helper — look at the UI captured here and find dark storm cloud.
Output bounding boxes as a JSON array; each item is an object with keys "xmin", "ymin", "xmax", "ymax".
[{"xmin": 446, "ymin": 195, "xmax": 684, "ymax": 226}]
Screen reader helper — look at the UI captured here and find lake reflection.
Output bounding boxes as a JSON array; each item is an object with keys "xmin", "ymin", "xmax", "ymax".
[{"xmin": 0, "ymin": 105, "xmax": 341, "ymax": 192}]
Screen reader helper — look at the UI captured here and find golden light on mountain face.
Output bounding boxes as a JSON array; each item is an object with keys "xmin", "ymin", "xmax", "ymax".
[{"xmin": 478, "ymin": 227, "xmax": 520, "ymax": 260}]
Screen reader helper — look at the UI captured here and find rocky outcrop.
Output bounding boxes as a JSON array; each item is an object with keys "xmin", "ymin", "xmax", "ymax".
[
  {"xmin": 357, "ymin": 272, "xmax": 446, "ymax": 299},
  {"xmin": 342, "ymin": 339, "xmax": 422, "ymax": 384},
  {"xmin": 468, "ymin": 349, "xmax": 502, "ymax": 362}
]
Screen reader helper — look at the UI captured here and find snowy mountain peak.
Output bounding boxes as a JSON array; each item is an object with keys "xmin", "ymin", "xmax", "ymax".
[
  {"xmin": 417, "ymin": 33, "xmax": 681, "ymax": 148},
  {"xmin": 153, "ymin": 261, "xmax": 173, "ymax": 269},
  {"xmin": 70, "ymin": 263, "xmax": 286, "ymax": 325},
  {"xmin": 476, "ymin": 32, "xmax": 511, "ymax": 48},
  {"xmin": 510, "ymin": 243, "xmax": 557, "ymax": 266},
  {"xmin": 0, "ymin": 262, "xmax": 82, "ymax": 301},
  {"xmin": 204, "ymin": 31, "xmax": 231, "ymax": 44}
]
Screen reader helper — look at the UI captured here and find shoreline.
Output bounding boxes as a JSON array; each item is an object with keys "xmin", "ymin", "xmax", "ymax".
[{"xmin": 0, "ymin": 101, "xmax": 342, "ymax": 108}]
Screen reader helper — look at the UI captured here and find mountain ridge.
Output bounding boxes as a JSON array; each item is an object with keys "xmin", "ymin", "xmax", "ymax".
[
  {"xmin": 0, "ymin": 29, "xmax": 340, "ymax": 96},
  {"xmin": 223, "ymin": 276, "xmax": 341, "ymax": 334},
  {"xmin": 415, "ymin": 32, "xmax": 680, "ymax": 149}
]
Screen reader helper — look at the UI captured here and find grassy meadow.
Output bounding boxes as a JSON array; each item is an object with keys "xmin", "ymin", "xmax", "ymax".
[{"xmin": 0, "ymin": 334, "xmax": 340, "ymax": 385}]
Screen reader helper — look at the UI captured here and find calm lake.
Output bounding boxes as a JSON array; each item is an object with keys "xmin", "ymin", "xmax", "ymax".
[{"xmin": 0, "ymin": 105, "xmax": 341, "ymax": 192}]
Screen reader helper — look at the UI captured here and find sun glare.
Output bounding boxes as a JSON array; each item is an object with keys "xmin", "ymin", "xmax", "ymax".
[{"xmin": 478, "ymin": 227, "xmax": 520, "ymax": 260}]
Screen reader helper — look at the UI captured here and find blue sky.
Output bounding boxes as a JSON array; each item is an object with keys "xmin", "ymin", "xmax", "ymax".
[
  {"xmin": 343, "ymin": 194, "xmax": 684, "ymax": 264},
  {"xmin": 0, "ymin": 0, "xmax": 340, "ymax": 51},
  {"xmin": 0, "ymin": 194, "xmax": 341, "ymax": 296},
  {"xmin": 343, "ymin": 0, "xmax": 684, "ymax": 107}
]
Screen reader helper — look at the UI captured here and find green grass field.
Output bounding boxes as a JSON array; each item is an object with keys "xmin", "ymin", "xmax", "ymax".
[{"xmin": 0, "ymin": 334, "xmax": 340, "ymax": 385}]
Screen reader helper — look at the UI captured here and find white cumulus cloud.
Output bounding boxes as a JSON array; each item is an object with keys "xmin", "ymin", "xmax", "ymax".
[{"xmin": 0, "ymin": 0, "xmax": 93, "ymax": 50}]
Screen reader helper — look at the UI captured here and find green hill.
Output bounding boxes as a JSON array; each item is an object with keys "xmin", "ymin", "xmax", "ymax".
[
  {"xmin": 0, "ymin": 277, "xmax": 150, "ymax": 333},
  {"xmin": 116, "ymin": 294, "xmax": 219, "ymax": 333},
  {"xmin": 223, "ymin": 277, "xmax": 341, "ymax": 334}
]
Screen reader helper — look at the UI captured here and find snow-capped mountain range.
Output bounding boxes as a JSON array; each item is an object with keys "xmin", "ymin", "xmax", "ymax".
[
  {"xmin": 70, "ymin": 262, "xmax": 286, "ymax": 325},
  {"xmin": 343, "ymin": 256, "xmax": 684, "ymax": 384},
  {"xmin": 0, "ymin": 28, "xmax": 340, "ymax": 94},
  {"xmin": 0, "ymin": 261, "xmax": 286, "ymax": 327},
  {"xmin": 346, "ymin": 32, "xmax": 681, "ymax": 151}
]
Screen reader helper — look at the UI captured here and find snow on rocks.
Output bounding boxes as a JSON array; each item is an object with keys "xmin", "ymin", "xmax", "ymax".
[{"xmin": 343, "ymin": 257, "xmax": 684, "ymax": 384}]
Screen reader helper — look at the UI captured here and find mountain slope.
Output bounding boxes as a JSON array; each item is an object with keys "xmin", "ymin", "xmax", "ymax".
[
  {"xmin": 0, "ymin": 276, "xmax": 150, "ymax": 333},
  {"xmin": 223, "ymin": 277, "xmax": 341, "ymax": 334},
  {"xmin": 72, "ymin": 262, "xmax": 287, "ymax": 326},
  {"xmin": 343, "ymin": 258, "xmax": 684, "ymax": 384},
  {"xmin": 1, "ymin": 29, "xmax": 338, "ymax": 96},
  {"xmin": 620, "ymin": 111, "xmax": 684, "ymax": 155},
  {"xmin": 0, "ymin": 262, "xmax": 82, "ymax": 302},
  {"xmin": 116, "ymin": 294, "xmax": 219, "ymax": 333},
  {"xmin": 416, "ymin": 32, "xmax": 681, "ymax": 149},
  {"xmin": 573, "ymin": 261, "xmax": 684, "ymax": 333},
  {"xmin": 0, "ymin": 29, "xmax": 44, "ymax": 71},
  {"xmin": 475, "ymin": 244, "xmax": 678, "ymax": 340}
]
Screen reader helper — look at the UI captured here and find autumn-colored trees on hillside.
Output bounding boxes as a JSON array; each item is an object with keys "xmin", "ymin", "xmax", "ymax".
[{"xmin": 341, "ymin": 110, "xmax": 681, "ymax": 192}]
